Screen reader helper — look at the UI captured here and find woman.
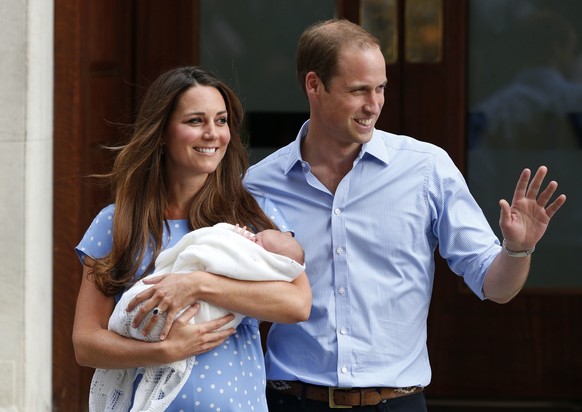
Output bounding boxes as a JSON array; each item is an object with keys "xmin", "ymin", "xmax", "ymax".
[{"xmin": 72, "ymin": 66, "xmax": 311, "ymax": 412}]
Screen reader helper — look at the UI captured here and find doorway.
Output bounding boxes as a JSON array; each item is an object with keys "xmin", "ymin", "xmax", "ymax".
[{"xmin": 52, "ymin": 1, "xmax": 582, "ymax": 410}]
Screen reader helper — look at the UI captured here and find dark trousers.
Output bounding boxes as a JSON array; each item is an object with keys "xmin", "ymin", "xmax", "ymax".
[{"xmin": 266, "ymin": 387, "xmax": 428, "ymax": 412}]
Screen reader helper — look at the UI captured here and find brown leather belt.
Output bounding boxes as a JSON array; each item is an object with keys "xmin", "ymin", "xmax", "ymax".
[{"xmin": 267, "ymin": 380, "xmax": 423, "ymax": 408}]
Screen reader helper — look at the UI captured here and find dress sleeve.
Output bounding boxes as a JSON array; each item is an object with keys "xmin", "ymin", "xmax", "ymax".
[{"xmin": 75, "ymin": 204, "xmax": 116, "ymax": 264}]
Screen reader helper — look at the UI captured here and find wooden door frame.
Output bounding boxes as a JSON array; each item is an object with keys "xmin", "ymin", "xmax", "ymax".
[{"xmin": 52, "ymin": 1, "xmax": 198, "ymax": 409}]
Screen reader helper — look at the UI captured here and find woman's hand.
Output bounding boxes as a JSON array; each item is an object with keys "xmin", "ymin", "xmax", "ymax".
[
  {"xmin": 162, "ymin": 304, "xmax": 236, "ymax": 358},
  {"xmin": 126, "ymin": 271, "xmax": 214, "ymax": 340}
]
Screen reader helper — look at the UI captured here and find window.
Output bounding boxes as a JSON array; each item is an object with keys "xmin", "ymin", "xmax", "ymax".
[
  {"xmin": 200, "ymin": 0, "xmax": 335, "ymax": 162},
  {"xmin": 467, "ymin": 0, "xmax": 582, "ymax": 287}
]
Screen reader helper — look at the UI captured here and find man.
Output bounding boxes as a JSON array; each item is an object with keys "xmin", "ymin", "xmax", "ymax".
[{"xmin": 244, "ymin": 19, "xmax": 566, "ymax": 411}]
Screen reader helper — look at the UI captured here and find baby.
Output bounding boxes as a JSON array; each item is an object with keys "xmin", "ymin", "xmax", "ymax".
[{"xmin": 109, "ymin": 223, "xmax": 305, "ymax": 340}]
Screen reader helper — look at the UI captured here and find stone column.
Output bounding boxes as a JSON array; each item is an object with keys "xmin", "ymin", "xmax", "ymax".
[{"xmin": 0, "ymin": 0, "xmax": 53, "ymax": 410}]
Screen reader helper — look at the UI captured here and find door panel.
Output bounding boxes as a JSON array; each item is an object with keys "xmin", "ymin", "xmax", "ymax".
[{"xmin": 53, "ymin": 1, "xmax": 134, "ymax": 409}]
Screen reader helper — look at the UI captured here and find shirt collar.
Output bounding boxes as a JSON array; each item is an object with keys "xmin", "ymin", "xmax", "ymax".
[
  {"xmin": 283, "ymin": 120, "xmax": 390, "ymax": 175},
  {"xmin": 284, "ymin": 120, "xmax": 310, "ymax": 175},
  {"xmin": 362, "ymin": 129, "xmax": 390, "ymax": 166}
]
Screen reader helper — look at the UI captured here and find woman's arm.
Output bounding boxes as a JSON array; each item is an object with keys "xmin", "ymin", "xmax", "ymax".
[
  {"xmin": 129, "ymin": 271, "xmax": 312, "ymax": 342},
  {"xmin": 72, "ymin": 259, "xmax": 235, "ymax": 369},
  {"xmin": 198, "ymin": 271, "xmax": 312, "ymax": 323}
]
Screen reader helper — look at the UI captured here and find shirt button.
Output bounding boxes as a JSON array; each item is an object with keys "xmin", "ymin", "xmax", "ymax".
[
  {"xmin": 334, "ymin": 208, "xmax": 341, "ymax": 215},
  {"xmin": 341, "ymin": 367, "xmax": 348, "ymax": 374},
  {"xmin": 336, "ymin": 247, "xmax": 343, "ymax": 255},
  {"xmin": 339, "ymin": 287, "xmax": 345, "ymax": 295},
  {"xmin": 340, "ymin": 327, "xmax": 347, "ymax": 335}
]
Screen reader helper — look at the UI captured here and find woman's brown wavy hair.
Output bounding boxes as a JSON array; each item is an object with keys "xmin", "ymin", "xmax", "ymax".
[{"xmin": 90, "ymin": 66, "xmax": 277, "ymax": 296}]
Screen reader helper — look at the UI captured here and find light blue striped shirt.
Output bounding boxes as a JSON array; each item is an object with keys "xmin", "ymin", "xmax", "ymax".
[{"xmin": 244, "ymin": 120, "xmax": 501, "ymax": 388}]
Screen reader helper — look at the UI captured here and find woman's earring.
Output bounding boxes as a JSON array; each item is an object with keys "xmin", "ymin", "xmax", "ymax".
[{"xmin": 160, "ymin": 144, "xmax": 165, "ymax": 156}]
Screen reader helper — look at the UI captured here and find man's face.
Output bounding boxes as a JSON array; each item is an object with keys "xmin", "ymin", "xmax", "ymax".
[{"xmin": 316, "ymin": 44, "xmax": 387, "ymax": 147}]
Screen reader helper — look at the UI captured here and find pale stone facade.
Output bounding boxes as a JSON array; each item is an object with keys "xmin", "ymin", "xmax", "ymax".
[{"xmin": 0, "ymin": 0, "xmax": 53, "ymax": 410}]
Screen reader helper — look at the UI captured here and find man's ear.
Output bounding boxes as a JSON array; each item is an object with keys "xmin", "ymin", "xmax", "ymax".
[{"xmin": 305, "ymin": 71, "xmax": 321, "ymax": 94}]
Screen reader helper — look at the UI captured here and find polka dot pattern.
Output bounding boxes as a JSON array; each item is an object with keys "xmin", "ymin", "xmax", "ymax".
[{"xmin": 75, "ymin": 203, "xmax": 291, "ymax": 411}]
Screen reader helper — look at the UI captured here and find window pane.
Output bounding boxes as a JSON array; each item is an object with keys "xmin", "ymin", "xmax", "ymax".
[
  {"xmin": 360, "ymin": 0, "xmax": 398, "ymax": 63},
  {"xmin": 200, "ymin": 0, "xmax": 335, "ymax": 113},
  {"xmin": 405, "ymin": 0, "xmax": 442, "ymax": 63},
  {"xmin": 467, "ymin": 0, "xmax": 582, "ymax": 287}
]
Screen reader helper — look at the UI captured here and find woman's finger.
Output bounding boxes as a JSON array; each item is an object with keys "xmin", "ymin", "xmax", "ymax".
[
  {"xmin": 159, "ymin": 303, "xmax": 200, "ymax": 341},
  {"xmin": 198, "ymin": 313, "xmax": 236, "ymax": 332},
  {"xmin": 141, "ymin": 306, "xmax": 167, "ymax": 337},
  {"xmin": 126, "ymin": 287, "xmax": 155, "ymax": 312},
  {"xmin": 142, "ymin": 273, "xmax": 168, "ymax": 285},
  {"xmin": 131, "ymin": 301, "xmax": 152, "ymax": 328}
]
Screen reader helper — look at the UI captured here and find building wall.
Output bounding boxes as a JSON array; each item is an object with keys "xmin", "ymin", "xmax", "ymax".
[{"xmin": 0, "ymin": 0, "xmax": 53, "ymax": 410}]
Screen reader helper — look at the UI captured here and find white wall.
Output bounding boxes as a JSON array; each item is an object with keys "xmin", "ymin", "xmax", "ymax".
[{"xmin": 0, "ymin": 0, "xmax": 53, "ymax": 410}]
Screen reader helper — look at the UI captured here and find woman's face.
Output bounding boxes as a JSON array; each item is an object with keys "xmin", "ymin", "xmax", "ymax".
[{"xmin": 164, "ymin": 85, "xmax": 231, "ymax": 185}]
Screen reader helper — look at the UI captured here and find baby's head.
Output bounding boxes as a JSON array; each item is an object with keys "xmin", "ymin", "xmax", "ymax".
[{"xmin": 255, "ymin": 230, "xmax": 305, "ymax": 264}]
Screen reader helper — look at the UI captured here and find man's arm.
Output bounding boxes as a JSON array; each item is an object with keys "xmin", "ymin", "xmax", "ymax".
[{"xmin": 483, "ymin": 166, "xmax": 566, "ymax": 303}]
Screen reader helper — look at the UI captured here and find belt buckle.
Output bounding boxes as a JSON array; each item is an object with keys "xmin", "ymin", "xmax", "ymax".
[{"xmin": 328, "ymin": 387, "xmax": 352, "ymax": 409}]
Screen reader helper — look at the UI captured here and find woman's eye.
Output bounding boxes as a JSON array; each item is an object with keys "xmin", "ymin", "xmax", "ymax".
[
  {"xmin": 216, "ymin": 117, "xmax": 228, "ymax": 125},
  {"xmin": 187, "ymin": 117, "xmax": 202, "ymax": 124}
]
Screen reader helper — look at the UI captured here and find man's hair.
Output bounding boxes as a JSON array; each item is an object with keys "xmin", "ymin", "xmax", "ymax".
[{"xmin": 296, "ymin": 18, "xmax": 380, "ymax": 94}]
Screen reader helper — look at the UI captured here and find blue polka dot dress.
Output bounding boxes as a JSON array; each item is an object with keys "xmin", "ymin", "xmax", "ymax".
[{"xmin": 76, "ymin": 202, "xmax": 290, "ymax": 411}]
